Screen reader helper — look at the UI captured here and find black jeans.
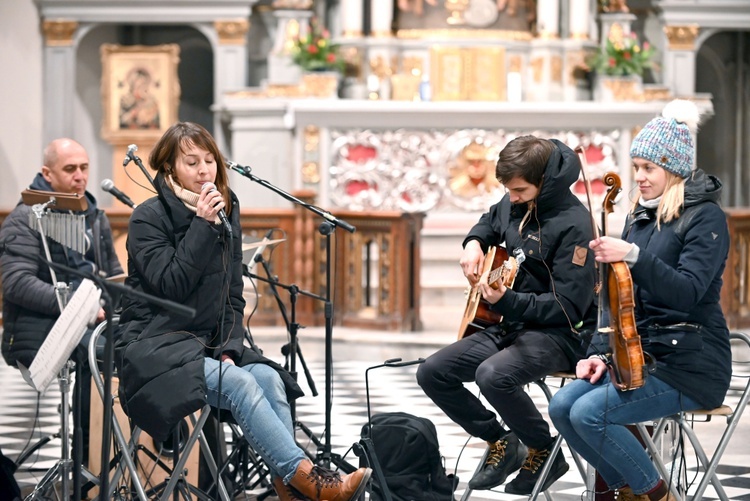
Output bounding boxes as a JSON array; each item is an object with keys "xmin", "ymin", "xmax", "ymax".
[{"xmin": 416, "ymin": 329, "xmax": 572, "ymax": 449}]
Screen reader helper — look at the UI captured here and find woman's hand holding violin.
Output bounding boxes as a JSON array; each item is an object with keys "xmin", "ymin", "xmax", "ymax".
[{"xmin": 589, "ymin": 236, "xmax": 634, "ymax": 263}]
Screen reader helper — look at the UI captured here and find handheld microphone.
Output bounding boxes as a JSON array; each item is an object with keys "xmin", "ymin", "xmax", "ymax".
[
  {"xmin": 101, "ymin": 179, "xmax": 136, "ymax": 209},
  {"xmin": 201, "ymin": 182, "xmax": 233, "ymax": 237},
  {"xmin": 123, "ymin": 144, "xmax": 138, "ymax": 167},
  {"xmin": 247, "ymin": 229, "xmax": 275, "ymax": 273}
]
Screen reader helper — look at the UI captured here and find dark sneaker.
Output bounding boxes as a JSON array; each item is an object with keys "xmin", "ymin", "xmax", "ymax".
[
  {"xmin": 504, "ymin": 441, "xmax": 569, "ymax": 495},
  {"xmin": 468, "ymin": 433, "xmax": 527, "ymax": 490}
]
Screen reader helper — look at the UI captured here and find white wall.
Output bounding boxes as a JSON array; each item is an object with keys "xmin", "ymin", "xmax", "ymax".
[{"xmin": 0, "ymin": 0, "xmax": 43, "ymax": 210}]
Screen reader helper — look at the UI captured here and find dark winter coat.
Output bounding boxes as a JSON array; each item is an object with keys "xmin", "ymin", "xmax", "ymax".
[
  {"xmin": 614, "ymin": 170, "xmax": 730, "ymax": 409},
  {"xmin": 1, "ymin": 173, "xmax": 122, "ymax": 368},
  {"xmin": 463, "ymin": 139, "xmax": 597, "ymax": 364},
  {"xmin": 114, "ymin": 173, "xmax": 302, "ymax": 442}
]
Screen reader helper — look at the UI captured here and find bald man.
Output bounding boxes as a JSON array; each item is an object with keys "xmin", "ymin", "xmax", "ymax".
[{"xmin": 0, "ymin": 138, "xmax": 122, "ymax": 465}]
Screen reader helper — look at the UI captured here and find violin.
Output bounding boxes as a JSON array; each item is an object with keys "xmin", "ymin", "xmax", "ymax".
[{"xmin": 576, "ymin": 148, "xmax": 647, "ymax": 391}]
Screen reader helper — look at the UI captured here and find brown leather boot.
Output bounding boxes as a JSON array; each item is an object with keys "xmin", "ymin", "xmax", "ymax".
[
  {"xmin": 273, "ymin": 476, "xmax": 309, "ymax": 501},
  {"xmin": 288, "ymin": 459, "xmax": 372, "ymax": 501}
]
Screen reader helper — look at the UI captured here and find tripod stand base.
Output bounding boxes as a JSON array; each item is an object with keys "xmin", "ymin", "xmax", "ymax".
[
  {"xmin": 295, "ymin": 420, "xmax": 358, "ymax": 473},
  {"xmin": 23, "ymin": 460, "xmax": 98, "ymax": 501}
]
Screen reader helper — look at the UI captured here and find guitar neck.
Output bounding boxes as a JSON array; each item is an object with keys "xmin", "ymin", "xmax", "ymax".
[{"xmin": 488, "ymin": 267, "xmax": 503, "ymax": 286}]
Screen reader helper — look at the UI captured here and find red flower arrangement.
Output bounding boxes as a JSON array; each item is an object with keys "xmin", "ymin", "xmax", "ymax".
[{"xmin": 291, "ymin": 19, "xmax": 345, "ymax": 73}]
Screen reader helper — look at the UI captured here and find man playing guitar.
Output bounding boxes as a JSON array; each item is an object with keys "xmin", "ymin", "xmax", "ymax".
[{"xmin": 417, "ymin": 135, "xmax": 597, "ymax": 495}]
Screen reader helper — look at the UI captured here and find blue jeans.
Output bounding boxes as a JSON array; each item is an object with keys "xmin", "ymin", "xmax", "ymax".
[
  {"xmin": 548, "ymin": 372, "xmax": 700, "ymax": 494},
  {"xmin": 204, "ymin": 358, "xmax": 306, "ymax": 482}
]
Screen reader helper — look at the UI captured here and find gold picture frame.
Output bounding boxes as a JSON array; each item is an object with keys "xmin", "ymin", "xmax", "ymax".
[{"xmin": 100, "ymin": 44, "xmax": 181, "ymax": 141}]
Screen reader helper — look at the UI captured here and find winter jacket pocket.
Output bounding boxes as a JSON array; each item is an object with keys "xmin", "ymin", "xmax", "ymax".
[{"xmin": 643, "ymin": 324, "xmax": 703, "ymax": 358}]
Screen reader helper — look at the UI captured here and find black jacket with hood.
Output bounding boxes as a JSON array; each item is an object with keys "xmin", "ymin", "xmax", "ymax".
[
  {"xmin": 462, "ymin": 139, "xmax": 597, "ymax": 364},
  {"xmin": 1, "ymin": 173, "xmax": 122, "ymax": 368},
  {"xmin": 114, "ymin": 173, "xmax": 302, "ymax": 442},
  {"xmin": 589, "ymin": 169, "xmax": 731, "ymax": 409}
]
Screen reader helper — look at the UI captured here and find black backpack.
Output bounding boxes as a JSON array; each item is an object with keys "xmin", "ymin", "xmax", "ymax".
[{"xmin": 361, "ymin": 412, "xmax": 458, "ymax": 501}]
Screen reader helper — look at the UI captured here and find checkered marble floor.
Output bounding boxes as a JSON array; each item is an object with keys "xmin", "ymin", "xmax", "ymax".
[{"xmin": 2, "ymin": 331, "xmax": 750, "ymax": 500}]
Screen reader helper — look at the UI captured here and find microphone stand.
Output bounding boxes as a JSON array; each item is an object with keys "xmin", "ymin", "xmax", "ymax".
[
  {"xmin": 230, "ymin": 159, "xmax": 356, "ymax": 470},
  {"xmin": 244, "ymin": 266, "xmax": 320, "ymax": 416},
  {"xmin": 123, "ymin": 144, "xmax": 156, "ymax": 189}
]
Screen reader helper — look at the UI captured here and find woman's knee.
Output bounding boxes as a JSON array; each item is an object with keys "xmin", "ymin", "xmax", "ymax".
[
  {"xmin": 247, "ymin": 363, "xmax": 284, "ymax": 390},
  {"xmin": 548, "ymin": 392, "xmax": 572, "ymax": 426}
]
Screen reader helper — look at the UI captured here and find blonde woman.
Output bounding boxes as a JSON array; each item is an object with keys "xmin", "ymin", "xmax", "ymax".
[{"xmin": 549, "ymin": 100, "xmax": 731, "ymax": 501}]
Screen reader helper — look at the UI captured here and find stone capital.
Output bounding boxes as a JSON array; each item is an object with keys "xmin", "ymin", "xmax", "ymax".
[
  {"xmin": 42, "ymin": 19, "xmax": 78, "ymax": 47},
  {"xmin": 214, "ymin": 19, "xmax": 250, "ymax": 45},
  {"xmin": 664, "ymin": 25, "xmax": 699, "ymax": 51}
]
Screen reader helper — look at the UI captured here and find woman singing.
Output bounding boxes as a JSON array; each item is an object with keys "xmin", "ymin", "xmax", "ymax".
[{"xmin": 115, "ymin": 122, "xmax": 370, "ymax": 501}]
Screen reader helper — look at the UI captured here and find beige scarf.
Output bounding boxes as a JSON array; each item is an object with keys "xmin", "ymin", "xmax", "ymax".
[{"xmin": 166, "ymin": 175, "xmax": 221, "ymax": 225}]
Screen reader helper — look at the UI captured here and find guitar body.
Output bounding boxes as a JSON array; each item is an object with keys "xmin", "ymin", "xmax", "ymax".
[{"xmin": 457, "ymin": 246, "xmax": 517, "ymax": 340}]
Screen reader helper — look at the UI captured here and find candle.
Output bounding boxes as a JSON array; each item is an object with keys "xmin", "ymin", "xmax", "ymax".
[
  {"xmin": 537, "ymin": 0, "xmax": 560, "ymax": 37},
  {"xmin": 507, "ymin": 72, "xmax": 523, "ymax": 102},
  {"xmin": 341, "ymin": 0, "xmax": 363, "ymax": 37},
  {"xmin": 371, "ymin": 0, "xmax": 393, "ymax": 37},
  {"xmin": 569, "ymin": 0, "xmax": 589, "ymax": 38}
]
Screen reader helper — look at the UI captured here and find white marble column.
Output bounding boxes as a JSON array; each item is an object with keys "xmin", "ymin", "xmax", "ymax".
[
  {"xmin": 214, "ymin": 19, "xmax": 249, "ymax": 91},
  {"xmin": 537, "ymin": 0, "xmax": 560, "ymax": 38},
  {"xmin": 662, "ymin": 25, "xmax": 699, "ymax": 98},
  {"xmin": 41, "ymin": 20, "xmax": 79, "ymax": 143}
]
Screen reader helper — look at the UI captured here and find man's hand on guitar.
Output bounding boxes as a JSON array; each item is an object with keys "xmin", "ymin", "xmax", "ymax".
[
  {"xmin": 460, "ymin": 240, "xmax": 485, "ymax": 286},
  {"xmin": 478, "ymin": 278, "xmax": 506, "ymax": 304}
]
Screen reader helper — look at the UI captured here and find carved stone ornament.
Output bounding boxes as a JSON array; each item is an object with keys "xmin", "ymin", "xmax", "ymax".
[
  {"xmin": 42, "ymin": 19, "xmax": 79, "ymax": 47},
  {"xmin": 327, "ymin": 129, "xmax": 623, "ymax": 213},
  {"xmin": 214, "ymin": 19, "xmax": 250, "ymax": 45}
]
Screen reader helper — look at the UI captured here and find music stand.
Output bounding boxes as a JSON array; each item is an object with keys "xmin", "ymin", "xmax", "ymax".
[
  {"xmin": 229, "ymin": 160, "xmax": 357, "ymax": 471},
  {"xmin": 18, "ymin": 279, "xmax": 101, "ymax": 501},
  {"xmin": 14, "ymin": 192, "xmax": 97, "ymax": 500}
]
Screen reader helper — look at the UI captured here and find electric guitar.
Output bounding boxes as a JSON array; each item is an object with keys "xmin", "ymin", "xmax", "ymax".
[{"xmin": 457, "ymin": 246, "xmax": 519, "ymax": 340}]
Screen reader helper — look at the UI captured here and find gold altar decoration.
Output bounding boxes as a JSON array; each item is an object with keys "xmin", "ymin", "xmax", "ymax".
[
  {"xmin": 397, "ymin": 28, "xmax": 532, "ymax": 40},
  {"xmin": 430, "ymin": 46, "xmax": 506, "ymax": 101},
  {"xmin": 301, "ymin": 72, "xmax": 340, "ymax": 98},
  {"xmin": 391, "ymin": 74, "xmax": 422, "ymax": 101},
  {"xmin": 448, "ymin": 139, "xmax": 501, "ymax": 199},
  {"xmin": 596, "ymin": 75, "xmax": 643, "ymax": 101}
]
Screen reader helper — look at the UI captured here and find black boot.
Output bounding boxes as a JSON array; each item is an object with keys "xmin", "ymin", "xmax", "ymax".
[
  {"xmin": 468, "ymin": 433, "xmax": 527, "ymax": 490},
  {"xmin": 504, "ymin": 439, "xmax": 569, "ymax": 495}
]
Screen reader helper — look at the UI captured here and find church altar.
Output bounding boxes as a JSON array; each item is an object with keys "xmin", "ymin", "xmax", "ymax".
[{"xmin": 218, "ymin": 97, "xmax": 712, "ymax": 232}]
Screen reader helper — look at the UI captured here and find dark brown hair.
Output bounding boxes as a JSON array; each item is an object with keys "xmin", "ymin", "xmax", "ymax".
[
  {"xmin": 149, "ymin": 122, "xmax": 232, "ymax": 215},
  {"xmin": 495, "ymin": 135, "xmax": 555, "ymax": 187}
]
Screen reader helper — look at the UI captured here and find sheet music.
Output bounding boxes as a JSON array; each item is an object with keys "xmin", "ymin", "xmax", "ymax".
[{"xmin": 19, "ymin": 278, "xmax": 101, "ymax": 393}]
